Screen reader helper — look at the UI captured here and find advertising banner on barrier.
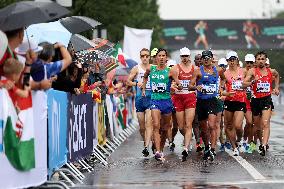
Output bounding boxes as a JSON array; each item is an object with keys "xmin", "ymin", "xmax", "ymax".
[
  {"xmin": 105, "ymin": 95, "xmax": 114, "ymax": 139},
  {"xmin": 163, "ymin": 19, "xmax": 284, "ymax": 50},
  {"xmin": 68, "ymin": 93, "xmax": 93, "ymax": 162},
  {"xmin": 97, "ymin": 102, "xmax": 106, "ymax": 145},
  {"xmin": 0, "ymin": 89, "xmax": 47, "ymax": 188},
  {"xmin": 93, "ymin": 103, "xmax": 98, "ymax": 147},
  {"xmin": 47, "ymin": 89, "xmax": 68, "ymax": 177}
]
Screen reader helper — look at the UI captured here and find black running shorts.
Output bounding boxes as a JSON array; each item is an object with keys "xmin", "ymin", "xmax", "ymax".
[
  {"xmin": 224, "ymin": 100, "xmax": 247, "ymax": 113},
  {"xmin": 251, "ymin": 95, "xmax": 272, "ymax": 116},
  {"xmin": 197, "ymin": 97, "xmax": 218, "ymax": 121}
]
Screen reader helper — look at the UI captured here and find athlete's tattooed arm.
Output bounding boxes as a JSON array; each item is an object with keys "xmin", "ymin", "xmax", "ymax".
[
  {"xmin": 242, "ymin": 68, "xmax": 255, "ymax": 88},
  {"xmin": 142, "ymin": 65, "xmax": 151, "ymax": 96},
  {"xmin": 271, "ymin": 68, "xmax": 280, "ymax": 96},
  {"xmin": 127, "ymin": 65, "xmax": 139, "ymax": 87}
]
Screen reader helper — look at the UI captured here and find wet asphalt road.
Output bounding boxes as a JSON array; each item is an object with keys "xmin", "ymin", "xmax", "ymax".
[{"xmin": 75, "ymin": 106, "xmax": 284, "ymax": 189}]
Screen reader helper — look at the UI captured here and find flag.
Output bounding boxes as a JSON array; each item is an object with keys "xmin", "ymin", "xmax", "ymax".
[
  {"xmin": 112, "ymin": 43, "xmax": 127, "ymax": 67},
  {"xmin": 116, "ymin": 95, "xmax": 126, "ymax": 129},
  {"xmin": 1, "ymin": 89, "xmax": 35, "ymax": 171}
]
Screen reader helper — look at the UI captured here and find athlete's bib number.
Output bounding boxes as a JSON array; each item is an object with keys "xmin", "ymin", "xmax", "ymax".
[
  {"xmin": 256, "ymin": 82, "xmax": 270, "ymax": 93},
  {"xmin": 152, "ymin": 82, "xmax": 166, "ymax": 93},
  {"xmin": 232, "ymin": 80, "xmax": 243, "ymax": 90},
  {"xmin": 202, "ymin": 84, "xmax": 217, "ymax": 94}
]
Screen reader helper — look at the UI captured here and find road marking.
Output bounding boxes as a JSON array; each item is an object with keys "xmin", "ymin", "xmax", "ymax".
[{"xmin": 225, "ymin": 148, "xmax": 266, "ymax": 180}]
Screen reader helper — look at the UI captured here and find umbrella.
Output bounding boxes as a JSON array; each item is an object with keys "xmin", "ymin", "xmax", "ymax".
[
  {"xmin": 92, "ymin": 38, "xmax": 115, "ymax": 55},
  {"xmin": 0, "ymin": 1, "xmax": 70, "ymax": 31},
  {"xmin": 75, "ymin": 49, "xmax": 109, "ymax": 64},
  {"xmin": 26, "ymin": 21, "xmax": 72, "ymax": 47},
  {"xmin": 70, "ymin": 34, "xmax": 96, "ymax": 52},
  {"xmin": 60, "ymin": 16, "xmax": 101, "ymax": 34},
  {"xmin": 125, "ymin": 59, "xmax": 138, "ymax": 69}
]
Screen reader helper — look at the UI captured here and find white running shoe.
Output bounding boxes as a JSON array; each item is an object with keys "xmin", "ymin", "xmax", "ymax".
[{"xmin": 233, "ymin": 148, "xmax": 239, "ymax": 156}]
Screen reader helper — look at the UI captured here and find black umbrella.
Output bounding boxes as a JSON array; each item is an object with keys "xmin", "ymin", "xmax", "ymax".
[
  {"xmin": 0, "ymin": 1, "xmax": 70, "ymax": 31},
  {"xmin": 70, "ymin": 34, "xmax": 96, "ymax": 52},
  {"xmin": 60, "ymin": 16, "xmax": 101, "ymax": 34},
  {"xmin": 75, "ymin": 49, "xmax": 109, "ymax": 65}
]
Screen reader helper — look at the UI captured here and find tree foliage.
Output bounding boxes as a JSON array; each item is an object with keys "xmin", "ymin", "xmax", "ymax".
[{"xmin": 72, "ymin": 0, "xmax": 163, "ymax": 48}]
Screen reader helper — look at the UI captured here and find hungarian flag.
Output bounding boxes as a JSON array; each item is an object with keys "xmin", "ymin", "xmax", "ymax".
[
  {"xmin": 112, "ymin": 43, "xmax": 127, "ymax": 67},
  {"xmin": 0, "ymin": 88, "xmax": 35, "ymax": 171}
]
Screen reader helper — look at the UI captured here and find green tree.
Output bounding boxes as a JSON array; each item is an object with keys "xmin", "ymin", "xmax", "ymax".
[
  {"xmin": 0, "ymin": 0, "xmax": 18, "ymax": 9},
  {"xmin": 72, "ymin": 0, "xmax": 162, "ymax": 48}
]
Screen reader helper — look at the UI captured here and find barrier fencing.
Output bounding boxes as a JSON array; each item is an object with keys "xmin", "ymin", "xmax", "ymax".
[{"xmin": 0, "ymin": 89, "xmax": 138, "ymax": 189}]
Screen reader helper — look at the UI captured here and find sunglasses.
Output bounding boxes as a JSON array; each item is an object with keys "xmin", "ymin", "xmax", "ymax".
[
  {"xmin": 202, "ymin": 56, "xmax": 212, "ymax": 60},
  {"xmin": 227, "ymin": 57, "xmax": 238, "ymax": 61},
  {"xmin": 140, "ymin": 54, "xmax": 150, "ymax": 58},
  {"xmin": 181, "ymin": 55, "xmax": 189, "ymax": 58},
  {"xmin": 246, "ymin": 61, "xmax": 254, "ymax": 64}
]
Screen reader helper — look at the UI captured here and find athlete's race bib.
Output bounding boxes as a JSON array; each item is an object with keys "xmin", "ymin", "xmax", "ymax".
[
  {"xmin": 246, "ymin": 86, "xmax": 251, "ymax": 92},
  {"xmin": 175, "ymin": 80, "xmax": 190, "ymax": 94},
  {"xmin": 145, "ymin": 81, "xmax": 151, "ymax": 90},
  {"xmin": 152, "ymin": 82, "xmax": 167, "ymax": 93},
  {"xmin": 202, "ymin": 84, "xmax": 217, "ymax": 94},
  {"xmin": 232, "ymin": 80, "xmax": 243, "ymax": 90},
  {"xmin": 256, "ymin": 82, "xmax": 270, "ymax": 93}
]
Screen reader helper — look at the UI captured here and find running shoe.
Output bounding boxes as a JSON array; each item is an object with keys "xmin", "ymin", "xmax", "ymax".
[
  {"xmin": 182, "ymin": 149, "xmax": 189, "ymax": 162},
  {"xmin": 238, "ymin": 142, "xmax": 246, "ymax": 153},
  {"xmin": 266, "ymin": 144, "xmax": 269, "ymax": 151},
  {"xmin": 189, "ymin": 144, "xmax": 193, "ymax": 152},
  {"xmin": 224, "ymin": 141, "xmax": 232, "ymax": 150},
  {"xmin": 196, "ymin": 143, "xmax": 203, "ymax": 152},
  {"xmin": 211, "ymin": 148, "xmax": 217, "ymax": 157},
  {"xmin": 154, "ymin": 151, "xmax": 164, "ymax": 161},
  {"xmin": 247, "ymin": 142, "xmax": 256, "ymax": 154},
  {"xmin": 169, "ymin": 142, "xmax": 175, "ymax": 152},
  {"xmin": 233, "ymin": 148, "xmax": 239, "ymax": 156},
  {"xmin": 151, "ymin": 144, "xmax": 156, "ymax": 154},
  {"xmin": 142, "ymin": 147, "xmax": 149, "ymax": 157},
  {"xmin": 203, "ymin": 148, "xmax": 214, "ymax": 161},
  {"xmin": 259, "ymin": 145, "xmax": 266, "ymax": 156},
  {"xmin": 219, "ymin": 143, "xmax": 225, "ymax": 152}
]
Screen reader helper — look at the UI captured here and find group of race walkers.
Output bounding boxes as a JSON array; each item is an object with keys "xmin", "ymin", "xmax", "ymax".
[{"xmin": 127, "ymin": 47, "xmax": 280, "ymax": 162}]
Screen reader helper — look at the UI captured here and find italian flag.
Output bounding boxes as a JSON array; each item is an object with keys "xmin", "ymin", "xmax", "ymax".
[
  {"xmin": 112, "ymin": 43, "xmax": 127, "ymax": 67},
  {"xmin": 0, "ymin": 88, "xmax": 35, "ymax": 171}
]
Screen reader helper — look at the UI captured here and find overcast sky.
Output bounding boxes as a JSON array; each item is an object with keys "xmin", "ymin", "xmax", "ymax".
[{"xmin": 157, "ymin": 0, "xmax": 279, "ymax": 20}]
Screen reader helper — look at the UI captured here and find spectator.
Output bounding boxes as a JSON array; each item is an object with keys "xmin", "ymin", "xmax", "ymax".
[
  {"xmin": 87, "ymin": 62, "xmax": 104, "ymax": 85},
  {"xmin": 2, "ymin": 58, "xmax": 30, "ymax": 110},
  {"xmin": 34, "ymin": 42, "xmax": 72, "ymax": 81},
  {"xmin": 52, "ymin": 61, "xmax": 83, "ymax": 94}
]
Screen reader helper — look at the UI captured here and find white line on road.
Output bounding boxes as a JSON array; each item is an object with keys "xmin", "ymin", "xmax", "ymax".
[{"xmin": 225, "ymin": 149, "xmax": 266, "ymax": 180}]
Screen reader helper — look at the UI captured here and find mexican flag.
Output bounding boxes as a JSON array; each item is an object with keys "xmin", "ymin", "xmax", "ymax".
[
  {"xmin": 0, "ymin": 88, "xmax": 35, "ymax": 171},
  {"xmin": 112, "ymin": 43, "xmax": 127, "ymax": 67}
]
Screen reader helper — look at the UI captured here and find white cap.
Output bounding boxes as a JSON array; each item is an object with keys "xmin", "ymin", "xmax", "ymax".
[
  {"xmin": 0, "ymin": 30, "xmax": 8, "ymax": 61},
  {"xmin": 180, "ymin": 47, "xmax": 191, "ymax": 56},
  {"xmin": 167, "ymin": 59, "xmax": 177, "ymax": 67},
  {"xmin": 245, "ymin": 54, "xmax": 255, "ymax": 62},
  {"xmin": 239, "ymin": 61, "xmax": 243, "ymax": 68},
  {"xmin": 266, "ymin": 58, "xmax": 270, "ymax": 65},
  {"xmin": 226, "ymin": 51, "xmax": 238, "ymax": 59},
  {"xmin": 15, "ymin": 37, "xmax": 43, "ymax": 55},
  {"xmin": 218, "ymin": 58, "xmax": 228, "ymax": 66}
]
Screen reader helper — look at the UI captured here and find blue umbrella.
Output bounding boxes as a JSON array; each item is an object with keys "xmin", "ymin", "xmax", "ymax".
[
  {"xmin": 125, "ymin": 59, "xmax": 138, "ymax": 69},
  {"xmin": 26, "ymin": 21, "xmax": 72, "ymax": 47}
]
